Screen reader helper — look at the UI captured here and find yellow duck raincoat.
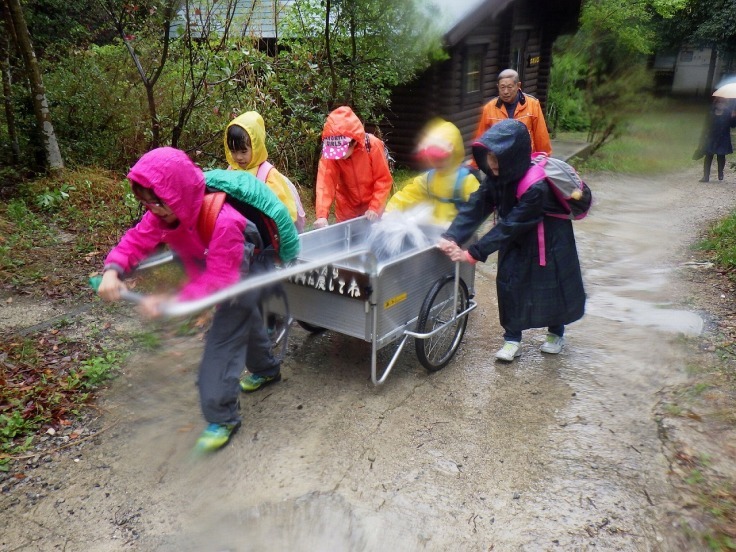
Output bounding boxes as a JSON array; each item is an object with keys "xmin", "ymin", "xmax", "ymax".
[{"xmin": 386, "ymin": 119, "xmax": 480, "ymax": 225}]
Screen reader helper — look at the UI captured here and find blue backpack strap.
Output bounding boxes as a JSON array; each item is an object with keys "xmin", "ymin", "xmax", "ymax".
[
  {"xmin": 425, "ymin": 169, "xmax": 436, "ymax": 198},
  {"xmin": 452, "ymin": 167, "xmax": 470, "ymax": 205},
  {"xmin": 426, "ymin": 168, "xmax": 470, "ymax": 206}
]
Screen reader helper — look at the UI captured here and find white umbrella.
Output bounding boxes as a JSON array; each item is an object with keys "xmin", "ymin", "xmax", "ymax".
[{"xmin": 713, "ymin": 82, "xmax": 736, "ymax": 98}]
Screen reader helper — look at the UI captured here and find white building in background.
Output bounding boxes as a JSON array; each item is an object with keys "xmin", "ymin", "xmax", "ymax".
[
  {"xmin": 653, "ymin": 47, "xmax": 726, "ymax": 97},
  {"xmin": 673, "ymin": 47, "xmax": 722, "ymax": 96},
  {"xmin": 172, "ymin": 0, "xmax": 294, "ymax": 41}
]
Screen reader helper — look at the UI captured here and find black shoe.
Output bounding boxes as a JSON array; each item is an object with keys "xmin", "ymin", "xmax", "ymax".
[
  {"xmin": 718, "ymin": 174, "xmax": 724, "ymax": 181},
  {"xmin": 699, "ymin": 177, "xmax": 709, "ymax": 182}
]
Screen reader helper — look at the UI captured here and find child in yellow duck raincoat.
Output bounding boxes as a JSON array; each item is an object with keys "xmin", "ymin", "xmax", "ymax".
[{"xmin": 385, "ymin": 119, "xmax": 480, "ymax": 226}]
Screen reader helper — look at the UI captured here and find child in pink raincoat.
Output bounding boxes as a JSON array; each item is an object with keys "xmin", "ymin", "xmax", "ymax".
[{"xmin": 98, "ymin": 147, "xmax": 289, "ymax": 453}]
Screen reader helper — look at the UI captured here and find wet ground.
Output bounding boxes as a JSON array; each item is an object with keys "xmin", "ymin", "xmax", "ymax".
[{"xmin": 2, "ymin": 167, "xmax": 736, "ymax": 551}]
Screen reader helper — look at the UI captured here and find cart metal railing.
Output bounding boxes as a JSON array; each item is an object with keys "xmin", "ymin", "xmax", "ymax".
[{"xmin": 94, "ymin": 217, "xmax": 477, "ymax": 385}]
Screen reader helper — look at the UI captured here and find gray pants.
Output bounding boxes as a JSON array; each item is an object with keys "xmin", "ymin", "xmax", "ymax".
[{"xmin": 197, "ymin": 256, "xmax": 280, "ymax": 425}]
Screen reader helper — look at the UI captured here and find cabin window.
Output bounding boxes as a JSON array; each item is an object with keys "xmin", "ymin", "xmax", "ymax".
[
  {"xmin": 510, "ymin": 28, "xmax": 531, "ymax": 82},
  {"xmin": 465, "ymin": 53, "xmax": 482, "ymax": 94}
]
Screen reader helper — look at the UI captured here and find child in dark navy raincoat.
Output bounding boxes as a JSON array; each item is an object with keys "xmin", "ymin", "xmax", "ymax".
[{"xmin": 438, "ymin": 119, "xmax": 585, "ymax": 362}]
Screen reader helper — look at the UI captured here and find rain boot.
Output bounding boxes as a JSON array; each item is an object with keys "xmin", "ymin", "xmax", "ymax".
[{"xmin": 700, "ymin": 154, "xmax": 713, "ymax": 182}]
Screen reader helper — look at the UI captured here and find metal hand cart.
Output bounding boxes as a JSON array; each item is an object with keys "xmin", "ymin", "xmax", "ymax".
[
  {"xmin": 106, "ymin": 217, "xmax": 477, "ymax": 385},
  {"xmin": 262, "ymin": 217, "xmax": 477, "ymax": 384}
]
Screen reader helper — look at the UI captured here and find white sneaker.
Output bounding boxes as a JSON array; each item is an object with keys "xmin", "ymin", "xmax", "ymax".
[
  {"xmin": 540, "ymin": 333, "xmax": 564, "ymax": 354},
  {"xmin": 495, "ymin": 341, "xmax": 521, "ymax": 362}
]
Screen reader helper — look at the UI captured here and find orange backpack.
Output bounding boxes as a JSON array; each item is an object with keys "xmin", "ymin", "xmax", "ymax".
[{"xmin": 196, "ymin": 191, "xmax": 280, "ymax": 255}]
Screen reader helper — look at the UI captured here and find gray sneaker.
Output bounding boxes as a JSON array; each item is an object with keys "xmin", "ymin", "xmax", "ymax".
[
  {"xmin": 540, "ymin": 333, "xmax": 564, "ymax": 354},
  {"xmin": 495, "ymin": 341, "xmax": 521, "ymax": 362}
]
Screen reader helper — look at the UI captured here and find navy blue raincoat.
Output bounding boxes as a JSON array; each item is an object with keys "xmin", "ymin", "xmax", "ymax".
[
  {"xmin": 701, "ymin": 101, "xmax": 736, "ymax": 156},
  {"xmin": 444, "ymin": 119, "xmax": 585, "ymax": 332}
]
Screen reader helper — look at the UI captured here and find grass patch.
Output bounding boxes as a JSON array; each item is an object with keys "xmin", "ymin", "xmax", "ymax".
[
  {"xmin": 0, "ymin": 167, "xmax": 140, "ymax": 296},
  {"xmin": 688, "ymin": 476, "xmax": 736, "ymax": 551},
  {"xmin": 697, "ymin": 211, "xmax": 736, "ymax": 275},
  {"xmin": 576, "ymin": 98, "xmax": 707, "ymax": 175},
  {"xmin": 132, "ymin": 331, "xmax": 163, "ymax": 351}
]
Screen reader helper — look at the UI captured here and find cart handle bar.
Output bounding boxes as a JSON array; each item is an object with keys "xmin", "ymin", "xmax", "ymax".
[{"xmin": 100, "ymin": 248, "xmax": 376, "ymax": 319}]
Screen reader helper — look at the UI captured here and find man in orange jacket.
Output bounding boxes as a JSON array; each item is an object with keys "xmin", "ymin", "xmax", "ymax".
[
  {"xmin": 313, "ymin": 106, "xmax": 393, "ymax": 229},
  {"xmin": 473, "ymin": 69, "xmax": 552, "ymax": 156}
]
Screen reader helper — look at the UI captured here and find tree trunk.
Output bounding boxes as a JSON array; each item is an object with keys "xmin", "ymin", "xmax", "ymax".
[
  {"xmin": 145, "ymin": 82, "xmax": 160, "ymax": 148},
  {"xmin": 4, "ymin": 0, "xmax": 63, "ymax": 171},
  {"xmin": 324, "ymin": 0, "xmax": 338, "ymax": 106},
  {"xmin": 705, "ymin": 45, "xmax": 717, "ymax": 96},
  {"xmin": 106, "ymin": 0, "xmax": 177, "ymax": 149},
  {"xmin": 1, "ymin": 33, "xmax": 19, "ymax": 165},
  {"xmin": 348, "ymin": 8, "xmax": 356, "ymax": 106}
]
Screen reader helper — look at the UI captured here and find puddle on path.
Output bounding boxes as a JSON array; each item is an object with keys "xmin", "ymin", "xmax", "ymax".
[
  {"xmin": 157, "ymin": 491, "xmax": 422, "ymax": 552},
  {"xmin": 587, "ymin": 290, "xmax": 703, "ymax": 335}
]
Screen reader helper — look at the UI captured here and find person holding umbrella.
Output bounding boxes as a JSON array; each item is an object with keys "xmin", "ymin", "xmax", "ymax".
[{"xmin": 696, "ymin": 84, "xmax": 736, "ymax": 182}]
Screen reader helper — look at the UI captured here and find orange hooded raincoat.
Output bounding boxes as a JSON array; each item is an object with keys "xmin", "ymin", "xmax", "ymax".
[{"xmin": 315, "ymin": 106, "xmax": 393, "ymax": 222}]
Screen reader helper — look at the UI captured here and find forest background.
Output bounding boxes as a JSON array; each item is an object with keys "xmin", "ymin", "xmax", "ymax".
[{"xmin": 1, "ymin": 0, "xmax": 732, "ymax": 184}]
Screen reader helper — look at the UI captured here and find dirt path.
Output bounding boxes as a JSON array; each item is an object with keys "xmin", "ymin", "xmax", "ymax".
[{"xmin": 2, "ymin": 167, "xmax": 736, "ymax": 552}]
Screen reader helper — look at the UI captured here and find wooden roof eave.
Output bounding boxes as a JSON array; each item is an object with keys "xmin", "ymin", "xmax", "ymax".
[{"xmin": 443, "ymin": 0, "xmax": 515, "ymax": 48}]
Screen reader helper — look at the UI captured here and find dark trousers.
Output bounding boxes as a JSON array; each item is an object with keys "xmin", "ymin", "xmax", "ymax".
[
  {"xmin": 197, "ymin": 258, "xmax": 280, "ymax": 425},
  {"xmin": 503, "ymin": 325, "xmax": 565, "ymax": 343},
  {"xmin": 703, "ymin": 154, "xmax": 726, "ymax": 180}
]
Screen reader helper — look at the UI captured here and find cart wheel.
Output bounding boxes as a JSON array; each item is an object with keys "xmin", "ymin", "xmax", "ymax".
[
  {"xmin": 415, "ymin": 274, "xmax": 469, "ymax": 372},
  {"xmin": 296, "ymin": 320, "xmax": 326, "ymax": 333},
  {"xmin": 260, "ymin": 285, "xmax": 290, "ymax": 362}
]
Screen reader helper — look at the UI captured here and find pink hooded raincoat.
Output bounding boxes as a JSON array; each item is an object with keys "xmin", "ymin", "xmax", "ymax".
[{"xmin": 104, "ymin": 147, "xmax": 248, "ymax": 301}]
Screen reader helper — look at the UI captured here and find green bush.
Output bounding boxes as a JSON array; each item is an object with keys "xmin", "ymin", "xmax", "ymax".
[
  {"xmin": 69, "ymin": 351, "xmax": 126, "ymax": 390},
  {"xmin": 547, "ymin": 47, "xmax": 590, "ymax": 133},
  {"xmin": 44, "ymin": 44, "xmax": 147, "ymax": 169}
]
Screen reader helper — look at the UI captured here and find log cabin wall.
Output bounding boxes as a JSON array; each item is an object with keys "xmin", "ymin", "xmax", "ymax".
[{"xmin": 384, "ymin": 0, "xmax": 580, "ymax": 168}]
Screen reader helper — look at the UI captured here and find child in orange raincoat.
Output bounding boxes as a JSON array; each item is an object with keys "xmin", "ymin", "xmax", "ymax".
[{"xmin": 313, "ymin": 106, "xmax": 393, "ymax": 229}]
